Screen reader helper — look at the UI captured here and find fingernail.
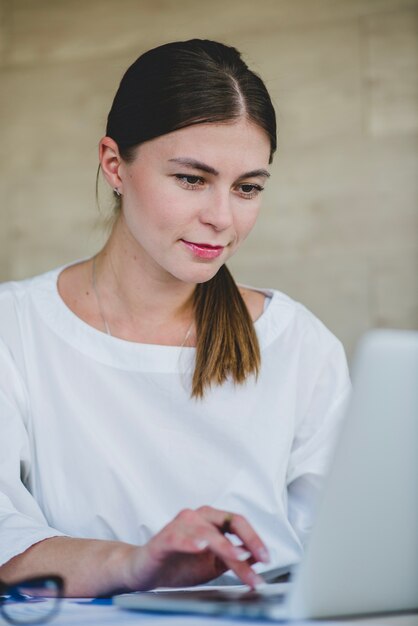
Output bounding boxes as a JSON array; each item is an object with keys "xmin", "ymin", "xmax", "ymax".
[
  {"xmin": 249, "ymin": 572, "xmax": 264, "ymax": 589},
  {"xmin": 257, "ymin": 547, "xmax": 270, "ymax": 563},
  {"xmin": 233, "ymin": 547, "xmax": 252, "ymax": 562},
  {"xmin": 194, "ymin": 539, "xmax": 209, "ymax": 550}
]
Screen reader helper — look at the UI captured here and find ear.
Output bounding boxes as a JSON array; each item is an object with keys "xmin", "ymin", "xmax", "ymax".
[{"xmin": 98, "ymin": 137, "xmax": 124, "ymax": 193}]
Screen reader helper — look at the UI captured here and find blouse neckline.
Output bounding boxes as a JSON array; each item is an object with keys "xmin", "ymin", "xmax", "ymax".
[{"xmin": 30, "ymin": 261, "xmax": 282, "ymax": 372}]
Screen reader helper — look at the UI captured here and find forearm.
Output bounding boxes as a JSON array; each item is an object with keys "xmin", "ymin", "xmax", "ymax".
[
  {"xmin": 0, "ymin": 536, "xmax": 138, "ymax": 597},
  {"xmin": 0, "ymin": 506, "xmax": 269, "ymax": 594}
]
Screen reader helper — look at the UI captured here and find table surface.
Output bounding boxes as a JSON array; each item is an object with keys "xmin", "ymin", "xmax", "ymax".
[{"xmin": 2, "ymin": 598, "xmax": 415, "ymax": 626}]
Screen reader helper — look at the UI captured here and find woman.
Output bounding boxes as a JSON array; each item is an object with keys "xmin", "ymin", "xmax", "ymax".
[{"xmin": 0, "ymin": 40, "xmax": 351, "ymax": 596}]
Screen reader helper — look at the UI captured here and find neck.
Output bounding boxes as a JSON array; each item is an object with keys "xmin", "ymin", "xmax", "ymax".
[{"xmin": 93, "ymin": 217, "xmax": 196, "ymax": 344}]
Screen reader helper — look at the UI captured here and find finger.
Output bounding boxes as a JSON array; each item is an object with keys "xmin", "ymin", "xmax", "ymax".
[
  {"xmin": 196, "ymin": 506, "xmax": 270, "ymax": 565},
  {"xmin": 189, "ymin": 527, "xmax": 264, "ymax": 588},
  {"xmin": 226, "ymin": 513, "xmax": 270, "ymax": 564},
  {"xmin": 150, "ymin": 511, "xmax": 263, "ymax": 588},
  {"xmin": 152, "ymin": 527, "xmax": 211, "ymax": 558},
  {"xmin": 225, "ymin": 558, "xmax": 264, "ymax": 589},
  {"xmin": 153, "ymin": 509, "xmax": 237, "ymax": 558}
]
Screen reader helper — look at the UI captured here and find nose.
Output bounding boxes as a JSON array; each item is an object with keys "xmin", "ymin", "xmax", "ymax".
[{"xmin": 199, "ymin": 189, "xmax": 234, "ymax": 232}]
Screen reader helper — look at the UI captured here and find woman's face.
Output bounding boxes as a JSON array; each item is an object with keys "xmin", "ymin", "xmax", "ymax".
[{"xmin": 116, "ymin": 117, "xmax": 271, "ymax": 285}]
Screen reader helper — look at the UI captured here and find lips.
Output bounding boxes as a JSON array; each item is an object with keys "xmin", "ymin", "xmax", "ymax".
[{"xmin": 181, "ymin": 239, "xmax": 225, "ymax": 260}]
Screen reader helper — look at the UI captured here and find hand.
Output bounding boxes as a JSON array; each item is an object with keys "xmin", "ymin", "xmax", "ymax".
[{"xmin": 124, "ymin": 506, "xmax": 270, "ymax": 591}]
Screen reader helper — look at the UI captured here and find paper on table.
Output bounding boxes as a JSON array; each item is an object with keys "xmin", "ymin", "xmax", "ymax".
[
  {"xmin": 1, "ymin": 599, "xmax": 341, "ymax": 626},
  {"xmin": 29, "ymin": 599, "xmax": 271, "ymax": 625},
  {"xmin": 8, "ymin": 599, "xmax": 415, "ymax": 626}
]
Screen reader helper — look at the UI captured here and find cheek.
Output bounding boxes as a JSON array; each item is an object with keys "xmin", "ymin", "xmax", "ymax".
[
  {"xmin": 125, "ymin": 180, "xmax": 184, "ymax": 233},
  {"xmin": 235, "ymin": 205, "xmax": 261, "ymax": 239},
  {"xmin": 152, "ymin": 189, "xmax": 188, "ymax": 230}
]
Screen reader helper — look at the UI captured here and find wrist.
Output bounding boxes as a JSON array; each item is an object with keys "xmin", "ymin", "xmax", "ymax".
[{"xmin": 102, "ymin": 542, "xmax": 139, "ymax": 595}]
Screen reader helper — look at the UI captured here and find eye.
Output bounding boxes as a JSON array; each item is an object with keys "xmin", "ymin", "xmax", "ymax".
[
  {"xmin": 175, "ymin": 174, "xmax": 205, "ymax": 189},
  {"xmin": 236, "ymin": 183, "xmax": 264, "ymax": 199}
]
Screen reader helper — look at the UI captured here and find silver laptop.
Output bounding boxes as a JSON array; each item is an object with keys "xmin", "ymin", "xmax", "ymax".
[{"xmin": 115, "ymin": 329, "xmax": 418, "ymax": 620}]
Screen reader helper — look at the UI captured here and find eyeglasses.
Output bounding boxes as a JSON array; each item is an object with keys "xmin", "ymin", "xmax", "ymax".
[{"xmin": 0, "ymin": 576, "xmax": 63, "ymax": 625}]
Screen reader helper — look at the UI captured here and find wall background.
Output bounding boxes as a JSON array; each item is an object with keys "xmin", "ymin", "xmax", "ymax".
[{"xmin": 0, "ymin": 0, "xmax": 417, "ymax": 360}]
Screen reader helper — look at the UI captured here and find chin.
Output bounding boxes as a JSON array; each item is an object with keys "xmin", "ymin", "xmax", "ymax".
[{"xmin": 175, "ymin": 263, "xmax": 224, "ymax": 285}]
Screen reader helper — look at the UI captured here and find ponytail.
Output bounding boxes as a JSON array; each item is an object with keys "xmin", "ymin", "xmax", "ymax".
[{"xmin": 192, "ymin": 265, "xmax": 260, "ymax": 399}]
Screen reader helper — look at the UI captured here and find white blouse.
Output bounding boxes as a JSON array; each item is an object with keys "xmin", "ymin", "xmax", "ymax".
[{"xmin": 0, "ymin": 263, "xmax": 351, "ymax": 575}]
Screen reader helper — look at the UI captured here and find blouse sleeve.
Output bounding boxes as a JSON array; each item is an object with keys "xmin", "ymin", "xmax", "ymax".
[
  {"xmin": 286, "ymin": 335, "xmax": 352, "ymax": 549},
  {"xmin": 0, "ymin": 338, "xmax": 65, "ymax": 567}
]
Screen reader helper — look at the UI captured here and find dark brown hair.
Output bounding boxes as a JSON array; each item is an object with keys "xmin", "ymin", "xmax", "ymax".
[{"xmin": 104, "ymin": 39, "xmax": 277, "ymax": 398}]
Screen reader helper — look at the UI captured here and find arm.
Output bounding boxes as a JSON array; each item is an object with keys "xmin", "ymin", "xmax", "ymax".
[
  {"xmin": 0, "ymin": 536, "xmax": 136, "ymax": 596},
  {"xmin": 1, "ymin": 507, "xmax": 269, "ymax": 595},
  {"xmin": 0, "ymin": 336, "xmax": 268, "ymax": 594},
  {"xmin": 286, "ymin": 337, "xmax": 352, "ymax": 547}
]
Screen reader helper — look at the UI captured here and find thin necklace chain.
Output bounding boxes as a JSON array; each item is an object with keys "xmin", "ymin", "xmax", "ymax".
[
  {"xmin": 91, "ymin": 256, "xmax": 193, "ymax": 347},
  {"xmin": 92, "ymin": 256, "xmax": 111, "ymax": 336}
]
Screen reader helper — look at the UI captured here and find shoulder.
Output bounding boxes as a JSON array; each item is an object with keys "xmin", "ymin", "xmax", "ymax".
[
  {"xmin": 239, "ymin": 284, "xmax": 310, "ymax": 325},
  {"xmin": 0, "ymin": 266, "xmax": 63, "ymax": 348},
  {"xmin": 244, "ymin": 284, "xmax": 346, "ymax": 361},
  {"xmin": 0, "ymin": 267, "xmax": 59, "ymax": 310},
  {"xmin": 238, "ymin": 286, "xmax": 267, "ymax": 322},
  {"xmin": 255, "ymin": 287, "xmax": 351, "ymax": 424},
  {"xmin": 0, "ymin": 276, "xmax": 32, "ymax": 324}
]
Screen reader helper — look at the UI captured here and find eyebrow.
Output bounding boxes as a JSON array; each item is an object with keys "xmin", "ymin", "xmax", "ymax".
[{"xmin": 168, "ymin": 157, "xmax": 270, "ymax": 179}]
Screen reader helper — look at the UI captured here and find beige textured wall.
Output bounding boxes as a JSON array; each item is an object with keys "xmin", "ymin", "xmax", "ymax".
[{"xmin": 1, "ymin": 0, "xmax": 417, "ymax": 358}]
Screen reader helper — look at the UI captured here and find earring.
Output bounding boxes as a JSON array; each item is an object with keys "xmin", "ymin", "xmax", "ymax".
[{"xmin": 113, "ymin": 187, "xmax": 122, "ymax": 197}]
